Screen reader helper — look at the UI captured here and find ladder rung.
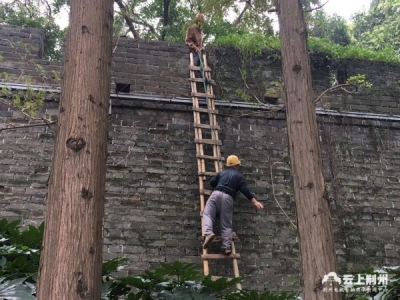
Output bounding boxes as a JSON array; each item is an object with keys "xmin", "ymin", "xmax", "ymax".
[
  {"xmin": 198, "ymin": 171, "xmax": 217, "ymax": 176},
  {"xmin": 195, "ymin": 139, "xmax": 222, "ymax": 145},
  {"xmin": 200, "ymin": 189, "xmax": 212, "ymax": 195},
  {"xmin": 189, "ymin": 66, "xmax": 212, "ymax": 72},
  {"xmin": 211, "ymin": 276, "xmax": 235, "ymax": 281},
  {"xmin": 196, "ymin": 154, "xmax": 225, "ymax": 161},
  {"xmin": 193, "ymin": 107, "xmax": 218, "ymax": 114},
  {"xmin": 200, "ymin": 233, "xmax": 238, "ymax": 242},
  {"xmin": 188, "ymin": 78, "xmax": 206, "ymax": 82},
  {"xmin": 201, "ymin": 253, "xmax": 241, "ymax": 260},
  {"xmin": 193, "ymin": 123, "xmax": 220, "ymax": 130},
  {"xmin": 191, "ymin": 92, "xmax": 215, "ymax": 98}
]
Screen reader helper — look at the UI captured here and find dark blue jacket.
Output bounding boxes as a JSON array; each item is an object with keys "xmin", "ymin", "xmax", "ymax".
[{"xmin": 210, "ymin": 167, "xmax": 254, "ymax": 200}]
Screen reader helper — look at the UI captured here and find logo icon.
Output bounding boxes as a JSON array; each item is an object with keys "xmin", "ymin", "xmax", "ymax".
[{"xmin": 322, "ymin": 272, "xmax": 342, "ymax": 285}]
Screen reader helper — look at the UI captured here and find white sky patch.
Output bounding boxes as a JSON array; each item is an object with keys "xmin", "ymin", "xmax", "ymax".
[
  {"xmin": 271, "ymin": 0, "xmax": 372, "ymax": 32},
  {"xmin": 323, "ymin": 0, "xmax": 371, "ymax": 20}
]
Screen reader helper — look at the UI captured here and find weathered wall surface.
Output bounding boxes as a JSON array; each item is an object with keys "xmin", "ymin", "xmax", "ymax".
[
  {"xmin": 208, "ymin": 47, "xmax": 400, "ymax": 114},
  {"xmin": 1, "ymin": 24, "xmax": 399, "ymax": 115},
  {"xmin": 2, "ymin": 97, "xmax": 400, "ymax": 291},
  {"xmin": 0, "ymin": 25, "xmax": 61, "ymax": 85},
  {"xmin": 1, "ymin": 25, "xmax": 400, "ymax": 292}
]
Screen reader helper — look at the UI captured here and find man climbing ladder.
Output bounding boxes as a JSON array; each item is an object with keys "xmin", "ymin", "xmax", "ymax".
[
  {"xmin": 186, "ymin": 13, "xmax": 265, "ymax": 288},
  {"xmin": 203, "ymin": 155, "xmax": 264, "ymax": 255}
]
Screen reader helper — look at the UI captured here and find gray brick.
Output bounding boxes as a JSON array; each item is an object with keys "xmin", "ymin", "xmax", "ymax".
[{"xmin": 1, "ymin": 24, "xmax": 400, "ymax": 293}]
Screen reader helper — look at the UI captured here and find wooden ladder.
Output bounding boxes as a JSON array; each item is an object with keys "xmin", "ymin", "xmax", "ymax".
[{"xmin": 189, "ymin": 52, "xmax": 242, "ymax": 290}]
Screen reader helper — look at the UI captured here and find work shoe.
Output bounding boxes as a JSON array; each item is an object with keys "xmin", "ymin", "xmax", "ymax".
[
  {"xmin": 202, "ymin": 233, "xmax": 215, "ymax": 249},
  {"xmin": 223, "ymin": 248, "xmax": 232, "ymax": 255}
]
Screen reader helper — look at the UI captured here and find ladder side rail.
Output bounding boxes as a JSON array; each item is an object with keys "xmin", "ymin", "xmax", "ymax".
[
  {"xmin": 202, "ymin": 54, "xmax": 223, "ymax": 172},
  {"xmin": 190, "ymin": 52, "xmax": 211, "ymax": 276}
]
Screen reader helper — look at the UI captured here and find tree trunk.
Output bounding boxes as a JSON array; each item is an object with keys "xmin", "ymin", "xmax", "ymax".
[
  {"xmin": 37, "ymin": 0, "xmax": 113, "ymax": 299},
  {"xmin": 277, "ymin": 1, "xmax": 341, "ymax": 300},
  {"xmin": 161, "ymin": 0, "xmax": 171, "ymax": 40}
]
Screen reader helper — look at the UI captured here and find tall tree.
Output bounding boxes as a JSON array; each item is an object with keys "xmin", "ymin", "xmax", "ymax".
[
  {"xmin": 36, "ymin": 0, "xmax": 114, "ymax": 299},
  {"xmin": 307, "ymin": 11, "xmax": 351, "ymax": 46},
  {"xmin": 277, "ymin": 1, "xmax": 341, "ymax": 299}
]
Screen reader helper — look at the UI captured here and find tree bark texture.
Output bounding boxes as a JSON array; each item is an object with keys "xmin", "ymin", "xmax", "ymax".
[
  {"xmin": 277, "ymin": 1, "xmax": 341, "ymax": 300},
  {"xmin": 37, "ymin": 0, "xmax": 113, "ymax": 299}
]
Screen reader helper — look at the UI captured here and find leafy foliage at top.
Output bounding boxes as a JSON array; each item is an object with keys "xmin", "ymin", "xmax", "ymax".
[
  {"xmin": 1, "ymin": 0, "xmax": 399, "ymax": 64},
  {"xmin": 307, "ymin": 10, "xmax": 351, "ymax": 46},
  {"xmin": 211, "ymin": 0, "xmax": 399, "ymax": 64},
  {"xmin": 213, "ymin": 33, "xmax": 400, "ymax": 65},
  {"xmin": 213, "ymin": 33, "xmax": 280, "ymax": 58},
  {"xmin": 351, "ymin": 0, "xmax": 400, "ymax": 53}
]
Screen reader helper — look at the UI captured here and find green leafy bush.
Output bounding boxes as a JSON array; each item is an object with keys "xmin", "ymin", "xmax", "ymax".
[
  {"xmin": 0, "ymin": 219, "xmax": 130, "ymax": 300},
  {"xmin": 115, "ymin": 261, "xmax": 297, "ymax": 299},
  {"xmin": 0, "ymin": 219, "xmax": 298, "ymax": 299},
  {"xmin": 214, "ymin": 34, "xmax": 281, "ymax": 59},
  {"xmin": 0, "ymin": 277, "xmax": 36, "ymax": 299},
  {"xmin": 213, "ymin": 34, "xmax": 400, "ymax": 64},
  {"xmin": 0, "ymin": 219, "xmax": 42, "ymax": 281}
]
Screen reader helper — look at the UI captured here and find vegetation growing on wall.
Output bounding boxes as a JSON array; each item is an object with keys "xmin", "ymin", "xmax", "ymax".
[
  {"xmin": 213, "ymin": 34, "xmax": 400, "ymax": 65},
  {"xmin": 0, "ymin": 0, "xmax": 66, "ymax": 60},
  {"xmin": 1, "ymin": 0, "xmax": 399, "ymax": 64}
]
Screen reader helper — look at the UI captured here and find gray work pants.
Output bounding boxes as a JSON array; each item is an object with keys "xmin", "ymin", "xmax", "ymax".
[{"xmin": 202, "ymin": 191, "xmax": 234, "ymax": 249}]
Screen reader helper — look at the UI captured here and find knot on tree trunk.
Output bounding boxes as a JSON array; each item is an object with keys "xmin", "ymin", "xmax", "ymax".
[
  {"xmin": 66, "ymin": 137, "xmax": 86, "ymax": 151},
  {"xmin": 75, "ymin": 272, "xmax": 88, "ymax": 298},
  {"xmin": 292, "ymin": 64, "xmax": 302, "ymax": 73},
  {"xmin": 81, "ymin": 188, "xmax": 93, "ymax": 200}
]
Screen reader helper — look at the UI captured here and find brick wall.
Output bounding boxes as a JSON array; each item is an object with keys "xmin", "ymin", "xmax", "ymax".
[
  {"xmin": 0, "ymin": 25, "xmax": 62, "ymax": 86},
  {"xmin": 1, "ymin": 24, "xmax": 399, "ymax": 115},
  {"xmin": 208, "ymin": 47, "xmax": 400, "ymax": 114},
  {"xmin": 2, "ymin": 97, "xmax": 400, "ymax": 291},
  {"xmin": 1, "ymin": 25, "xmax": 400, "ymax": 292}
]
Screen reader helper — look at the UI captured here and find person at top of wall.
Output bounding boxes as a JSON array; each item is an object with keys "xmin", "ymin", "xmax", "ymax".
[
  {"xmin": 185, "ymin": 13, "xmax": 216, "ymax": 87},
  {"xmin": 185, "ymin": 13, "xmax": 205, "ymax": 68}
]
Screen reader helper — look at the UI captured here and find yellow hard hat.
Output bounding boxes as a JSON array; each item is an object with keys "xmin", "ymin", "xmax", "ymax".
[{"xmin": 226, "ymin": 155, "xmax": 241, "ymax": 167}]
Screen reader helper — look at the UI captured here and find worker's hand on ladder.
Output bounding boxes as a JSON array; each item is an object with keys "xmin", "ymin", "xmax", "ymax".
[{"xmin": 251, "ymin": 198, "xmax": 264, "ymax": 210}]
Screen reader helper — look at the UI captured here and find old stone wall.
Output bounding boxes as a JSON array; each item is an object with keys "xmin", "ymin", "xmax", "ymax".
[
  {"xmin": 0, "ymin": 25, "xmax": 61, "ymax": 85},
  {"xmin": 208, "ymin": 47, "xmax": 400, "ymax": 114},
  {"xmin": 1, "ymin": 25, "xmax": 400, "ymax": 292},
  {"xmin": 2, "ymin": 97, "xmax": 400, "ymax": 291},
  {"xmin": 1, "ymin": 24, "xmax": 399, "ymax": 115}
]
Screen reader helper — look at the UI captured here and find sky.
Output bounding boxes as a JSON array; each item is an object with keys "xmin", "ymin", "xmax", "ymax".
[
  {"xmin": 56, "ymin": 0, "xmax": 373, "ymax": 30},
  {"xmin": 322, "ymin": 0, "xmax": 371, "ymax": 20},
  {"xmin": 267, "ymin": 0, "xmax": 372, "ymax": 32}
]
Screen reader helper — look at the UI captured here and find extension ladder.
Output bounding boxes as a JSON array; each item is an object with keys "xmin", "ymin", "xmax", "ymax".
[{"xmin": 189, "ymin": 52, "xmax": 242, "ymax": 290}]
